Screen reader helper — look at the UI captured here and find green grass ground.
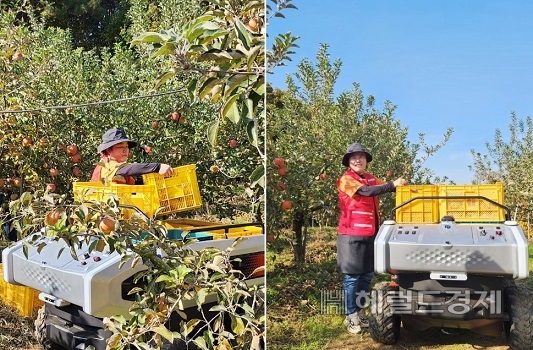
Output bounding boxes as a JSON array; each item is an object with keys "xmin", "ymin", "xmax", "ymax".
[{"xmin": 266, "ymin": 227, "xmax": 533, "ymax": 350}]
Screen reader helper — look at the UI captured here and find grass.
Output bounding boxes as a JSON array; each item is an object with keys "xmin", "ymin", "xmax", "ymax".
[
  {"xmin": 0, "ymin": 302, "xmax": 37, "ymax": 350},
  {"xmin": 266, "ymin": 227, "xmax": 533, "ymax": 350}
]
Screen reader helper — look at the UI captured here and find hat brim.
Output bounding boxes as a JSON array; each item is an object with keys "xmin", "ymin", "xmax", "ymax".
[
  {"xmin": 342, "ymin": 152, "xmax": 372, "ymax": 166},
  {"xmin": 97, "ymin": 140, "xmax": 137, "ymax": 153}
]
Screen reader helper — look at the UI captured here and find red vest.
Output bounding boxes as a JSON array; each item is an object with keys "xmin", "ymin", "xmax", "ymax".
[
  {"xmin": 337, "ymin": 171, "xmax": 380, "ymax": 236},
  {"xmin": 90, "ymin": 160, "xmax": 135, "ymax": 185}
]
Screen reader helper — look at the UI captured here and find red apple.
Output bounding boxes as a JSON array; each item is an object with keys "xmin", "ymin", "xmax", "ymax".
[
  {"xmin": 46, "ymin": 183, "xmax": 56, "ymax": 192},
  {"xmin": 281, "ymin": 200, "xmax": 293, "ymax": 211},
  {"xmin": 66, "ymin": 144, "xmax": 78, "ymax": 155},
  {"xmin": 71, "ymin": 153, "xmax": 82, "ymax": 163},
  {"xmin": 72, "ymin": 167, "xmax": 81, "ymax": 177},
  {"xmin": 12, "ymin": 52, "xmax": 23, "ymax": 61},
  {"xmin": 272, "ymin": 158, "xmax": 285, "ymax": 168}
]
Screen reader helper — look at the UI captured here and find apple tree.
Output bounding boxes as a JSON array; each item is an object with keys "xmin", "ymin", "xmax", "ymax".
[
  {"xmin": 130, "ymin": 0, "xmax": 266, "ymax": 213},
  {"xmin": 471, "ymin": 112, "xmax": 533, "ymax": 224},
  {"xmin": 267, "ymin": 44, "xmax": 452, "ymax": 263},
  {"xmin": 0, "ymin": 0, "xmax": 261, "ymax": 221}
]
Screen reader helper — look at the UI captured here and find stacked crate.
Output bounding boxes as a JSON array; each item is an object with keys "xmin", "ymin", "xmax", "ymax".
[
  {"xmin": 0, "ymin": 263, "xmax": 43, "ymax": 317},
  {"xmin": 73, "ymin": 164, "xmax": 202, "ymax": 219}
]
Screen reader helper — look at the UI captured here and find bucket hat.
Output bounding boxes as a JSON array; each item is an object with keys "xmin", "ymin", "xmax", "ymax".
[
  {"xmin": 342, "ymin": 142, "xmax": 373, "ymax": 166},
  {"xmin": 97, "ymin": 127, "xmax": 137, "ymax": 153}
]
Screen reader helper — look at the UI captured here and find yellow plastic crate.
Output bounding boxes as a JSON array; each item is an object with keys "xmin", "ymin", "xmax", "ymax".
[
  {"xmin": 161, "ymin": 219, "xmax": 262, "ymax": 240},
  {"xmin": 73, "ymin": 182, "xmax": 158, "ymax": 218},
  {"xmin": 142, "ymin": 164, "xmax": 202, "ymax": 216},
  {"xmin": 0, "ymin": 263, "xmax": 43, "ymax": 317},
  {"xmin": 214, "ymin": 226, "xmax": 263, "ymax": 239},
  {"xmin": 438, "ymin": 183, "xmax": 505, "ymax": 222},
  {"xmin": 395, "ymin": 185, "xmax": 440, "ymax": 223}
]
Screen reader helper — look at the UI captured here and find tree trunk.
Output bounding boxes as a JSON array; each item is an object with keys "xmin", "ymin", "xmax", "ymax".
[
  {"xmin": 255, "ymin": 202, "xmax": 263, "ymax": 224},
  {"xmin": 292, "ymin": 211, "xmax": 306, "ymax": 264}
]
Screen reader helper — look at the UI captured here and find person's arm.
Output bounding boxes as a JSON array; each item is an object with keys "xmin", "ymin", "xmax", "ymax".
[
  {"xmin": 356, "ymin": 182, "xmax": 395, "ymax": 197},
  {"xmin": 116, "ymin": 163, "xmax": 161, "ymax": 177},
  {"xmin": 356, "ymin": 178, "xmax": 407, "ymax": 197}
]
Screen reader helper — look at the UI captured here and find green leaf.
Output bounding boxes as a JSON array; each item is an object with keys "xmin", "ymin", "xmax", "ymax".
[
  {"xmin": 152, "ymin": 325, "xmax": 173, "ymax": 341},
  {"xmin": 151, "ymin": 43, "xmax": 176, "ymax": 58},
  {"xmin": 230, "ymin": 314, "xmax": 245, "ymax": 336},
  {"xmin": 207, "ymin": 119, "xmax": 220, "ymax": 146},
  {"xmin": 127, "ymin": 287, "xmax": 144, "ymax": 295},
  {"xmin": 95, "ymin": 238, "xmax": 106, "ymax": 252},
  {"xmin": 154, "ymin": 69, "xmax": 176, "ymax": 89},
  {"xmin": 205, "ymin": 263, "xmax": 224, "ymax": 273},
  {"xmin": 198, "ymin": 48, "xmax": 245, "ymax": 63},
  {"xmin": 198, "ymin": 77, "xmax": 221, "ymax": 100},
  {"xmin": 186, "ymin": 319, "xmax": 201, "ymax": 334},
  {"xmin": 177, "ymin": 264, "xmax": 193, "ymax": 279},
  {"xmin": 249, "ymin": 165, "xmax": 265, "ymax": 189},
  {"xmin": 210, "ymin": 84, "xmax": 223, "ymax": 103},
  {"xmin": 209, "ymin": 304, "xmax": 226, "ymax": 312},
  {"xmin": 155, "ymin": 275, "xmax": 177, "ymax": 283},
  {"xmin": 243, "ymin": 97, "xmax": 254, "ymax": 120},
  {"xmin": 131, "ymin": 32, "xmax": 172, "ymax": 45},
  {"xmin": 184, "ymin": 15, "xmax": 216, "ymax": 41},
  {"xmin": 222, "ymin": 94, "xmax": 240, "ymax": 123},
  {"xmin": 107, "ymin": 333, "xmax": 122, "ymax": 347},
  {"xmin": 223, "ymin": 74, "xmax": 250, "ymax": 100},
  {"xmin": 246, "ymin": 119, "xmax": 259, "ymax": 147},
  {"xmin": 197, "ymin": 29, "xmax": 231, "ymax": 45},
  {"xmin": 247, "ymin": 45, "xmax": 262, "ymax": 72},
  {"xmin": 234, "ymin": 18, "xmax": 253, "ymax": 51},
  {"xmin": 196, "ymin": 288, "xmax": 206, "ymax": 305},
  {"xmin": 187, "ymin": 78, "xmax": 198, "ymax": 102},
  {"xmin": 192, "ymin": 337, "xmax": 208, "ymax": 350}
]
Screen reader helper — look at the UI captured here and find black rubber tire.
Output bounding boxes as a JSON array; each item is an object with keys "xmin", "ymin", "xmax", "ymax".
[
  {"xmin": 367, "ymin": 281, "xmax": 401, "ymax": 345},
  {"xmin": 503, "ymin": 279, "xmax": 516, "ymax": 339},
  {"xmin": 507, "ymin": 286, "xmax": 533, "ymax": 350},
  {"xmin": 34, "ymin": 305, "xmax": 62, "ymax": 350}
]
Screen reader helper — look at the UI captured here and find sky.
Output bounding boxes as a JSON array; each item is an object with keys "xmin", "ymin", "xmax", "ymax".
[{"xmin": 267, "ymin": 0, "xmax": 533, "ymax": 184}]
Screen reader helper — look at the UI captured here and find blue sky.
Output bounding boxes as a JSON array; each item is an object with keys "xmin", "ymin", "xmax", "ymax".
[{"xmin": 267, "ymin": 0, "xmax": 533, "ymax": 184}]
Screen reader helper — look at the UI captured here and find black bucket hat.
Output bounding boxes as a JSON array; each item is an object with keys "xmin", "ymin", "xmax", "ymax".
[
  {"xmin": 342, "ymin": 142, "xmax": 373, "ymax": 166},
  {"xmin": 97, "ymin": 127, "xmax": 137, "ymax": 153}
]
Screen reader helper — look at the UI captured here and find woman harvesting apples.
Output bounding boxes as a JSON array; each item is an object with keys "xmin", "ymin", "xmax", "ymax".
[
  {"xmin": 336, "ymin": 142, "xmax": 407, "ymax": 335},
  {"xmin": 90, "ymin": 127, "xmax": 174, "ymax": 184}
]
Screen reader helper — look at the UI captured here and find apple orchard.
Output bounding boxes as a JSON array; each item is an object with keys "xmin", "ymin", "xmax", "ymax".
[{"xmin": 0, "ymin": 1, "xmax": 266, "ymax": 223}]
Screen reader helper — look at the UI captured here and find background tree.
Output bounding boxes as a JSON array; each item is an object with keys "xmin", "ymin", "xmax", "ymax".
[
  {"xmin": 471, "ymin": 112, "xmax": 533, "ymax": 223},
  {"xmin": 267, "ymin": 44, "xmax": 452, "ymax": 263},
  {"xmin": 131, "ymin": 0, "xmax": 266, "ymax": 201}
]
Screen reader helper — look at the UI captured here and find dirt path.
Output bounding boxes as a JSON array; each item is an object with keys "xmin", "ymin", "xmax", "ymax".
[{"xmin": 324, "ymin": 327, "xmax": 509, "ymax": 350}]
